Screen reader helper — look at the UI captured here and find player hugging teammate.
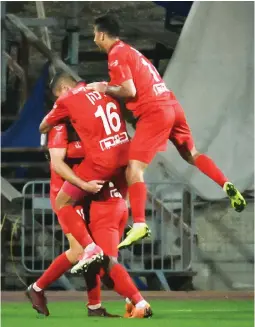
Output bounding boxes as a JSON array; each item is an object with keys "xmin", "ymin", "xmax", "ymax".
[
  {"xmin": 27, "ymin": 13, "xmax": 246, "ymax": 320},
  {"xmin": 27, "ymin": 80, "xmax": 152, "ymax": 318}
]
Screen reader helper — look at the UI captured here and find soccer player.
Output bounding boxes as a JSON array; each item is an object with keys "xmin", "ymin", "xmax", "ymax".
[
  {"xmin": 27, "ymin": 123, "xmax": 152, "ymax": 318},
  {"xmin": 88, "ymin": 14, "xmax": 246, "ymax": 249},
  {"xmin": 39, "ymin": 75, "xmax": 130, "ymax": 272},
  {"xmin": 26, "ymin": 122, "xmax": 107, "ymax": 316}
]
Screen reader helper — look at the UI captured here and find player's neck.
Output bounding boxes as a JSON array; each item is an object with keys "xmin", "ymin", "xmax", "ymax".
[{"xmin": 105, "ymin": 38, "xmax": 120, "ymax": 53}]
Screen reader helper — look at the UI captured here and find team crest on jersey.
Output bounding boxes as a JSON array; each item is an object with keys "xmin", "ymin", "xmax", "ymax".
[
  {"xmin": 109, "ymin": 60, "xmax": 118, "ymax": 67},
  {"xmin": 74, "ymin": 141, "xmax": 82, "ymax": 148},
  {"xmin": 55, "ymin": 125, "xmax": 63, "ymax": 131}
]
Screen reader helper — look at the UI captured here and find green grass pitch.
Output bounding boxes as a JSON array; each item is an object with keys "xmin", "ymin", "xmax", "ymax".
[{"xmin": 2, "ymin": 300, "xmax": 253, "ymax": 327}]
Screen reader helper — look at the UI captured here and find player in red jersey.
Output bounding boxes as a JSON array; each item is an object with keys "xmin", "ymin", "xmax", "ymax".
[
  {"xmin": 39, "ymin": 75, "xmax": 130, "ymax": 272},
  {"xmin": 88, "ymin": 14, "xmax": 246, "ymax": 249},
  {"xmin": 27, "ymin": 122, "xmax": 152, "ymax": 318},
  {"xmin": 26, "ymin": 122, "xmax": 105, "ymax": 316}
]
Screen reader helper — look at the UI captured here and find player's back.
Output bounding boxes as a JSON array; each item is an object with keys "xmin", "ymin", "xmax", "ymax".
[
  {"xmin": 108, "ymin": 41, "xmax": 175, "ymax": 117},
  {"xmin": 60, "ymin": 85, "xmax": 130, "ymax": 168}
]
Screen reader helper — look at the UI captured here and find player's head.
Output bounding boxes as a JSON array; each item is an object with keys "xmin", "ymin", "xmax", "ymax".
[
  {"xmin": 93, "ymin": 14, "xmax": 120, "ymax": 52},
  {"xmin": 50, "ymin": 72, "xmax": 77, "ymax": 97}
]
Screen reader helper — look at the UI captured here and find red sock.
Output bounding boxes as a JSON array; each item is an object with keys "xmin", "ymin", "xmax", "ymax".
[
  {"xmin": 58, "ymin": 205, "xmax": 93, "ymax": 247},
  {"xmin": 128, "ymin": 182, "xmax": 147, "ymax": 223},
  {"xmin": 109, "ymin": 264, "xmax": 143, "ymax": 304},
  {"xmin": 85, "ymin": 274, "xmax": 101, "ymax": 306},
  {"xmin": 194, "ymin": 154, "xmax": 228, "ymax": 187},
  {"xmin": 36, "ymin": 253, "xmax": 72, "ymax": 289}
]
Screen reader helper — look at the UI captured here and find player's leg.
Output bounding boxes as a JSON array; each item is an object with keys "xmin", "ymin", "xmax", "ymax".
[
  {"xmin": 118, "ymin": 210, "xmax": 135, "ymax": 317},
  {"xmin": 170, "ymin": 103, "xmax": 246, "ymax": 212},
  {"xmin": 55, "ymin": 184, "xmax": 104, "ymax": 273},
  {"xmin": 81, "ymin": 202, "xmax": 125, "ymax": 317},
  {"xmin": 83, "ymin": 269, "xmax": 120, "ymax": 317},
  {"xmin": 89, "ymin": 203, "xmax": 152, "ymax": 318},
  {"xmin": 26, "ymin": 202, "xmax": 85, "ymax": 316},
  {"xmin": 120, "ymin": 109, "xmax": 175, "ymax": 249}
]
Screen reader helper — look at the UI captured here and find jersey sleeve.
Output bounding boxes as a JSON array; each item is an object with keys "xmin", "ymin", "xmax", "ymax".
[
  {"xmin": 45, "ymin": 99, "xmax": 69, "ymax": 126},
  {"xmin": 48, "ymin": 124, "xmax": 68, "ymax": 149},
  {"xmin": 108, "ymin": 50, "xmax": 133, "ymax": 85}
]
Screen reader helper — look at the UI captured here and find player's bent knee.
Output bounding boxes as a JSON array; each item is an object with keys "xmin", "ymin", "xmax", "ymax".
[
  {"xmin": 126, "ymin": 160, "xmax": 147, "ymax": 185},
  {"xmin": 190, "ymin": 147, "xmax": 201, "ymax": 163},
  {"xmin": 108, "ymin": 256, "xmax": 118, "ymax": 270},
  {"xmin": 55, "ymin": 190, "xmax": 74, "ymax": 211}
]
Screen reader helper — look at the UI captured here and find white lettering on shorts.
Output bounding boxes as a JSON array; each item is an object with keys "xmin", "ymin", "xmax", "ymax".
[{"xmin": 109, "ymin": 182, "xmax": 122, "ymax": 198}]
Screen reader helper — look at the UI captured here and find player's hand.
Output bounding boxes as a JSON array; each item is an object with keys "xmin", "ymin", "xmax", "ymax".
[
  {"xmin": 82, "ymin": 180, "xmax": 105, "ymax": 193},
  {"xmin": 86, "ymin": 82, "xmax": 108, "ymax": 93}
]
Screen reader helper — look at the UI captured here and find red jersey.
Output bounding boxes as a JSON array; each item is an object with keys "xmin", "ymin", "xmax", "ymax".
[
  {"xmin": 108, "ymin": 40, "xmax": 176, "ymax": 117},
  {"xmin": 48, "ymin": 124, "xmax": 127, "ymax": 204},
  {"xmin": 48, "ymin": 124, "xmax": 85, "ymax": 195},
  {"xmin": 45, "ymin": 83, "xmax": 129, "ymax": 169}
]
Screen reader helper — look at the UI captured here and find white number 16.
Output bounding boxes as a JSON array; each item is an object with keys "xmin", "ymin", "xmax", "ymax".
[{"xmin": 95, "ymin": 102, "xmax": 121, "ymax": 136}]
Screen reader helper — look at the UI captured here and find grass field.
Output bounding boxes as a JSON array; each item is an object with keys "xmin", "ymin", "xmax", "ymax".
[{"xmin": 2, "ymin": 299, "xmax": 253, "ymax": 327}]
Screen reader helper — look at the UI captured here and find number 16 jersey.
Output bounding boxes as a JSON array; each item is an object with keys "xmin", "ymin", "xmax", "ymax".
[{"xmin": 45, "ymin": 83, "xmax": 130, "ymax": 169}]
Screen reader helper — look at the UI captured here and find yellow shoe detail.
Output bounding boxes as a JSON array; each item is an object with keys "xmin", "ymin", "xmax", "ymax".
[
  {"xmin": 223, "ymin": 182, "xmax": 246, "ymax": 212},
  {"xmin": 118, "ymin": 225, "xmax": 151, "ymax": 250}
]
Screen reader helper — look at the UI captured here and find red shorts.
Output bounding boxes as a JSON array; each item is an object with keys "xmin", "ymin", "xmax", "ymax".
[
  {"xmin": 89, "ymin": 199, "xmax": 128, "ymax": 257},
  {"xmin": 129, "ymin": 102, "xmax": 194, "ymax": 164},
  {"xmin": 62, "ymin": 159, "xmax": 126, "ymax": 201}
]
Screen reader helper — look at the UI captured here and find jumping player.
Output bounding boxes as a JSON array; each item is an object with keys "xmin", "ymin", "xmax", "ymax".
[
  {"xmin": 88, "ymin": 14, "xmax": 246, "ymax": 249},
  {"xmin": 27, "ymin": 122, "xmax": 152, "ymax": 318}
]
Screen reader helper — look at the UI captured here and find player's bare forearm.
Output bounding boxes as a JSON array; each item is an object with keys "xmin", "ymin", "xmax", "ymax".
[
  {"xmin": 51, "ymin": 159, "xmax": 86, "ymax": 190},
  {"xmin": 39, "ymin": 118, "xmax": 52, "ymax": 133},
  {"xmin": 106, "ymin": 85, "xmax": 129, "ymax": 98},
  {"xmin": 106, "ymin": 80, "xmax": 136, "ymax": 99}
]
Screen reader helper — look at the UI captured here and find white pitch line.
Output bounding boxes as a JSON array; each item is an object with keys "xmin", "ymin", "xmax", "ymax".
[{"xmin": 157, "ymin": 309, "xmax": 251, "ymax": 313}]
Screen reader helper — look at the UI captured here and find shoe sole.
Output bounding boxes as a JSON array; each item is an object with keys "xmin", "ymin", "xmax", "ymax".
[
  {"xmin": 118, "ymin": 229, "xmax": 151, "ymax": 250},
  {"xmin": 225, "ymin": 184, "xmax": 246, "ymax": 213},
  {"xmin": 71, "ymin": 252, "xmax": 104, "ymax": 274}
]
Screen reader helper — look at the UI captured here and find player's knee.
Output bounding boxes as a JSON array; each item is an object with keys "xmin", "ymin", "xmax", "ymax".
[
  {"xmin": 108, "ymin": 256, "xmax": 118, "ymax": 270},
  {"xmin": 55, "ymin": 195, "xmax": 66, "ymax": 211},
  {"xmin": 190, "ymin": 147, "xmax": 201, "ymax": 164},
  {"xmin": 180, "ymin": 146, "xmax": 200, "ymax": 165},
  {"xmin": 55, "ymin": 191, "xmax": 73, "ymax": 211},
  {"xmin": 126, "ymin": 160, "xmax": 147, "ymax": 185}
]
